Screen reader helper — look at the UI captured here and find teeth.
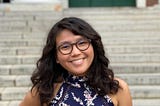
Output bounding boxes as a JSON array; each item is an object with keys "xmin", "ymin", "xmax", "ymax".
[{"xmin": 71, "ymin": 59, "xmax": 83, "ymax": 65}]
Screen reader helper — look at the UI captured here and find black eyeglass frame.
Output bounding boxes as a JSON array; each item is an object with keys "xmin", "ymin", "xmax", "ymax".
[{"xmin": 57, "ymin": 39, "xmax": 91, "ymax": 55}]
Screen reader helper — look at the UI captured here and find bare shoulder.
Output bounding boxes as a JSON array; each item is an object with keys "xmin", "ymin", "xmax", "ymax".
[
  {"xmin": 116, "ymin": 77, "xmax": 130, "ymax": 90},
  {"xmin": 19, "ymin": 82, "xmax": 63, "ymax": 106},
  {"xmin": 19, "ymin": 87, "xmax": 41, "ymax": 106},
  {"xmin": 111, "ymin": 77, "xmax": 132, "ymax": 106}
]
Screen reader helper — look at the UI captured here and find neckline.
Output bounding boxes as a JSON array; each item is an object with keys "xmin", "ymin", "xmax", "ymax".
[{"xmin": 65, "ymin": 75, "xmax": 87, "ymax": 88}]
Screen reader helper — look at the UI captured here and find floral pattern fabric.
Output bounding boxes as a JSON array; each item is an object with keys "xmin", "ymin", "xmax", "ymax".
[{"xmin": 50, "ymin": 75, "xmax": 114, "ymax": 106}]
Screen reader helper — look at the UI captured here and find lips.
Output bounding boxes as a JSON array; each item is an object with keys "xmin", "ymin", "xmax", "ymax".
[{"xmin": 69, "ymin": 58, "xmax": 85, "ymax": 66}]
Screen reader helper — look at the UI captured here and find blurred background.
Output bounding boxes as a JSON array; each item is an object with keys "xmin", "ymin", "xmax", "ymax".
[{"xmin": 0, "ymin": 0, "xmax": 160, "ymax": 106}]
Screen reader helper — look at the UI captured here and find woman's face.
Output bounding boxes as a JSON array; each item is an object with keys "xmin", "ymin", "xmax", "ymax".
[{"xmin": 56, "ymin": 29, "xmax": 94, "ymax": 76}]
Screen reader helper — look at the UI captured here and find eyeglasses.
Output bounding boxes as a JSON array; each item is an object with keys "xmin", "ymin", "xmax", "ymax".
[{"xmin": 57, "ymin": 38, "xmax": 91, "ymax": 55}]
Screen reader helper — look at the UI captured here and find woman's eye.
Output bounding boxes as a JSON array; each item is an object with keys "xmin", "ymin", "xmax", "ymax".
[
  {"xmin": 60, "ymin": 44, "xmax": 71, "ymax": 50},
  {"xmin": 78, "ymin": 40, "xmax": 88, "ymax": 45}
]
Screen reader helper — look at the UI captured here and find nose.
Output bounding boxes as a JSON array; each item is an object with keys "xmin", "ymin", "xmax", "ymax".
[{"xmin": 70, "ymin": 45, "xmax": 81, "ymax": 56}]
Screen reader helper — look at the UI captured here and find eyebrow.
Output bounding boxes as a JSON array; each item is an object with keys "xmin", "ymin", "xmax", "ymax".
[{"xmin": 57, "ymin": 37, "xmax": 86, "ymax": 46}]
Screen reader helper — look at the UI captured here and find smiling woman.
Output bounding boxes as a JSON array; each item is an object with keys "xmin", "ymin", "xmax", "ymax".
[
  {"xmin": 56, "ymin": 29, "xmax": 94, "ymax": 76},
  {"xmin": 19, "ymin": 17, "xmax": 132, "ymax": 106}
]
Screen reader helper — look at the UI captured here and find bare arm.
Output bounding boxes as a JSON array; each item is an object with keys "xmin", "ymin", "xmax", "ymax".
[
  {"xmin": 19, "ymin": 88, "xmax": 41, "ymax": 106},
  {"xmin": 116, "ymin": 78, "xmax": 132, "ymax": 106}
]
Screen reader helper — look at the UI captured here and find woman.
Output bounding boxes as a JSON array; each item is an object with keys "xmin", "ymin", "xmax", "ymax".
[{"xmin": 20, "ymin": 17, "xmax": 132, "ymax": 106}]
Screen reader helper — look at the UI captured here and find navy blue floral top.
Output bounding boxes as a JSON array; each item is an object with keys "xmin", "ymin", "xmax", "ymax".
[{"xmin": 50, "ymin": 75, "xmax": 114, "ymax": 106}]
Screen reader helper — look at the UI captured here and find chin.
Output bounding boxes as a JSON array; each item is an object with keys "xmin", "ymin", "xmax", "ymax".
[{"xmin": 70, "ymin": 71, "xmax": 87, "ymax": 76}]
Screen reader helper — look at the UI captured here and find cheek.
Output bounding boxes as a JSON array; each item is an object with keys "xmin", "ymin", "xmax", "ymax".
[
  {"xmin": 57, "ymin": 53, "xmax": 68, "ymax": 64},
  {"xmin": 90, "ymin": 46, "xmax": 94, "ymax": 56},
  {"xmin": 88, "ymin": 46, "xmax": 94, "ymax": 63},
  {"xmin": 57, "ymin": 53, "xmax": 62, "ymax": 62}
]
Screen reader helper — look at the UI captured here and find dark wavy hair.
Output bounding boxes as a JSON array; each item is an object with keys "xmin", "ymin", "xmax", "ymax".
[{"xmin": 31, "ymin": 17, "xmax": 119, "ymax": 105}]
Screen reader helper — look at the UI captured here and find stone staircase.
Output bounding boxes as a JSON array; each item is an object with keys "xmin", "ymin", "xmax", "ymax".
[{"xmin": 0, "ymin": 4, "xmax": 160, "ymax": 106}]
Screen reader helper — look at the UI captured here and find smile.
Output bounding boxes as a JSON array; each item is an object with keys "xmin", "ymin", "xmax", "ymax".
[{"xmin": 69, "ymin": 58, "xmax": 86, "ymax": 65}]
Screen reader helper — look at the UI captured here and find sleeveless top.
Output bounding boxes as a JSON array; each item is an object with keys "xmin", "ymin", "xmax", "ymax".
[{"xmin": 50, "ymin": 75, "xmax": 114, "ymax": 106}]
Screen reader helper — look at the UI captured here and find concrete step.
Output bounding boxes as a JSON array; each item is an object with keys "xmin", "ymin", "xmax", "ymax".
[
  {"xmin": 0, "ymin": 40, "xmax": 45, "ymax": 47},
  {"xmin": 3, "ymin": 18, "xmax": 157, "ymax": 27},
  {"xmin": 1, "ymin": 16, "xmax": 160, "ymax": 31},
  {"xmin": 0, "ymin": 12, "xmax": 61, "ymax": 22},
  {"xmin": 0, "ymin": 17, "xmax": 58, "ymax": 24},
  {"xmin": 22, "ymin": 32, "xmax": 47, "ymax": 39},
  {"xmin": 3, "ymin": 10, "xmax": 62, "ymax": 16},
  {"xmin": 30, "ymin": 25, "xmax": 160, "ymax": 32},
  {"xmin": 0, "ymin": 87, "xmax": 29, "ymax": 101},
  {"xmin": 0, "ymin": 101, "xmax": 20, "ymax": 106},
  {"xmin": 0, "ymin": 11, "xmax": 3, "ymax": 16},
  {"xmin": 0, "ymin": 47, "xmax": 42, "ymax": 55},
  {"xmin": 0, "ymin": 32, "xmax": 46, "ymax": 39},
  {"xmin": 133, "ymin": 99, "xmax": 160, "ymax": 106},
  {"xmin": 108, "ymin": 53, "xmax": 160, "ymax": 63},
  {"xmin": 103, "ymin": 37, "xmax": 160, "ymax": 45},
  {"xmin": 0, "ymin": 21, "xmax": 26, "ymax": 27},
  {"xmin": 103, "ymin": 37, "xmax": 160, "ymax": 46},
  {"xmin": 1, "ymin": 23, "xmax": 157, "ymax": 32},
  {"xmin": 0, "ymin": 3, "xmax": 63, "ymax": 11},
  {"xmin": 130, "ymin": 85, "xmax": 160, "ymax": 99},
  {"xmin": 95, "ymin": 24, "xmax": 160, "ymax": 32},
  {"xmin": 106, "ymin": 45, "xmax": 160, "ymax": 54},
  {"xmin": 0, "ymin": 99, "xmax": 159, "ymax": 106},
  {"xmin": 1, "ymin": 73, "xmax": 159, "ymax": 87},
  {"xmin": 0, "ymin": 93, "xmax": 159, "ymax": 106},
  {"xmin": 0, "ymin": 55, "xmax": 39, "ymax": 65},
  {"xmin": 0, "ymin": 15, "xmax": 34, "ymax": 22},
  {"xmin": 64, "ymin": 8, "xmax": 160, "ymax": 15},
  {"xmin": 0, "ymin": 85, "xmax": 159, "ymax": 101},
  {"xmin": 0, "ymin": 26, "xmax": 31, "ymax": 32},
  {"xmin": 0, "ymin": 32, "xmax": 22, "ymax": 39},
  {"xmin": 90, "ymin": 22, "xmax": 160, "ymax": 32},
  {"xmin": 89, "ymin": 19, "xmax": 160, "ymax": 25},
  {"xmin": 64, "ymin": 14, "xmax": 160, "ymax": 22},
  {"xmin": 0, "ymin": 64, "xmax": 35, "ymax": 75},
  {"xmin": 0, "ymin": 99, "xmax": 160, "ymax": 106},
  {"xmin": 10, "ymin": 14, "xmax": 158, "ymax": 22},
  {"xmin": 0, "ymin": 21, "xmax": 53, "ymax": 33},
  {"xmin": 0, "ymin": 63, "xmax": 159, "ymax": 76},
  {"xmin": 111, "ymin": 63, "xmax": 160, "ymax": 74},
  {"xmin": 116, "ymin": 73, "xmax": 160, "ymax": 85},
  {"xmin": 75, "ymin": 15, "xmax": 160, "ymax": 21},
  {"xmin": 1, "ymin": 18, "xmax": 160, "ymax": 33},
  {"xmin": 0, "ymin": 75, "xmax": 31, "ymax": 87},
  {"xmin": 100, "ymin": 31, "xmax": 160, "ymax": 37}
]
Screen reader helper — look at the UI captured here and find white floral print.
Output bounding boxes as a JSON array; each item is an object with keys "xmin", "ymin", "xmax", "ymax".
[{"xmin": 50, "ymin": 75, "xmax": 114, "ymax": 106}]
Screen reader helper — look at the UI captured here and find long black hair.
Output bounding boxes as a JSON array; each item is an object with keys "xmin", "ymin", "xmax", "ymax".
[{"xmin": 31, "ymin": 17, "xmax": 119, "ymax": 105}]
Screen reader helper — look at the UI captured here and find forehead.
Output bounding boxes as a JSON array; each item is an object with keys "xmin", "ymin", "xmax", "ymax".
[{"xmin": 56, "ymin": 29, "xmax": 83, "ymax": 44}]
